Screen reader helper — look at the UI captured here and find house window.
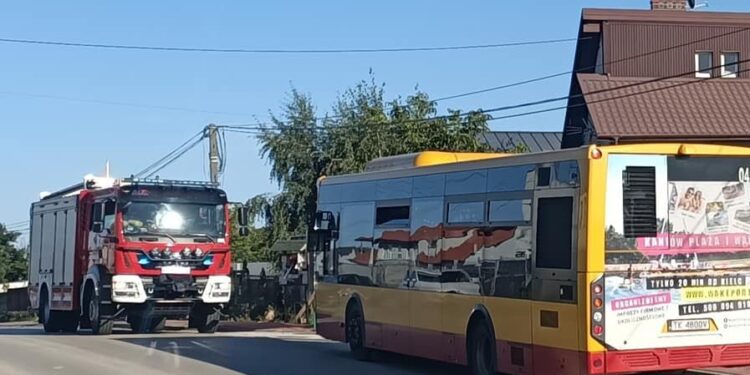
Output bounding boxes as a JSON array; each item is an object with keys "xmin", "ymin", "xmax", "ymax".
[
  {"xmin": 721, "ymin": 52, "xmax": 739, "ymax": 78},
  {"xmin": 695, "ymin": 52, "xmax": 713, "ymax": 78}
]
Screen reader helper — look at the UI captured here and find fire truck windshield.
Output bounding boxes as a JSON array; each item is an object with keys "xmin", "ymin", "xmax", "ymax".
[{"xmin": 121, "ymin": 201, "xmax": 225, "ymax": 239}]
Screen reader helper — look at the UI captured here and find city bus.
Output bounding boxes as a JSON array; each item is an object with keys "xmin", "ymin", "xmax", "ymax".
[{"xmin": 310, "ymin": 144, "xmax": 750, "ymax": 375}]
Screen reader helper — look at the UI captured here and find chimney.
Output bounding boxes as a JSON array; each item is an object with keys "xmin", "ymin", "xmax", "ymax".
[{"xmin": 651, "ymin": 0, "xmax": 687, "ymax": 10}]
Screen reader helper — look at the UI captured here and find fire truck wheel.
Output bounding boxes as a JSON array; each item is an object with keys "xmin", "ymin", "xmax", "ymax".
[
  {"xmin": 58, "ymin": 311, "xmax": 80, "ymax": 333},
  {"xmin": 151, "ymin": 317, "xmax": 166, "ymax": 332},
  {"xmin": 40, "ymin": 288, "xmax": 61, "ymax": 333},
  {"xmin": 190, "ymin": 306, "xmax": 220, "ymax": 334},
  {"xmin": 87, "ymin": 291, "xmax": 113, "ymax": 335},
  {"xmin": 129, "ymin": 315, "xmax": 165, "ymax": 334}
]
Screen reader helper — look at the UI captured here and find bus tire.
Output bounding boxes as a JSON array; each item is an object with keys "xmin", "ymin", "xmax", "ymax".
[
  {"xmin": 86, "ymin": 289, "xmax": 113, "ymax": 335},
  {"xmin": 346, "ymin": 303, "xmax": 371, "ymax": 361},
  {"xmin": 467, "ymin": 319, "xmax": 496, "ymax": 375}
]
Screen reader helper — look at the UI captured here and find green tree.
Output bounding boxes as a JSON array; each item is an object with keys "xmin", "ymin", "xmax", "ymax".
[
  {"xmin": 256, "ymin": 75, "xmax": 491, "ymax": 243},
  {"xmin": 0, "ymin": 224, "xmax": 27, "ymax": 283},
  {"xmin": 229, "ymin": 206, "xmax": 273, "ymax": 264}
]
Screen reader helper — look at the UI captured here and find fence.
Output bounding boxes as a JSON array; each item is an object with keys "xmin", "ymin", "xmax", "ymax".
[
  {"xmin": 0, "ymin": 283, "xmax": 31, "ymax": 320},
  {"xmin": 226, "ymin": 270, "xmax": 309, "ymax": 322}
]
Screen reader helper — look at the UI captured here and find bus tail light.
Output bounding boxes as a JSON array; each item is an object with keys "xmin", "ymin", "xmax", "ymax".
[
  {"xmin": 591, "ymin": 276, "xmax": 605, "ymax": 343},
  {"xmin": 587, "ymin": 352, "xmax": 606, "ymax": 375}
]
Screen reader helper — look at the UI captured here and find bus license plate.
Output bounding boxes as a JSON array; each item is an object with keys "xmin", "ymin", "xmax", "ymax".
[
  {"xmin": 667, "ymin": 319, "xmax": 711, "ymax": 332},
  {"xmin": 161, "ymin": 265, "xmax": 191, "ymax": 275}
]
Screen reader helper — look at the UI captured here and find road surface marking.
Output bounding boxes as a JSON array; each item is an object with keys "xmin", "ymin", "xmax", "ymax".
[
  {"xmin": 169, "ymin": 341, "xmax": 180, "ymax": 368},
  {"xmin": 147, "ymin": 340, "xmax": 157, "ymax": 356},
  {"xmin": 190, "ymin": 340, "xmax": 227, "ymax": 357}
]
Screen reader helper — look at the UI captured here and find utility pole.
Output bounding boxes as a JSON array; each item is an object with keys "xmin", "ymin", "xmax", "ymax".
[{"xmin": 207, "ymin": 124, "xmax": 220, "ymax": 185}]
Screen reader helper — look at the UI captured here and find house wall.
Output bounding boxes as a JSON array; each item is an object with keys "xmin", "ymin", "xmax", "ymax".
[{"xmin": 604, "ymin": 22, "xmax": 750, "ymax": 78}]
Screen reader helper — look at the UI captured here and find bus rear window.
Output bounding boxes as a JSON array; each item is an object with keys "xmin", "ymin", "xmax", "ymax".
[{"xmin": 605, "ymin": 155, "xmax": 750, "ymax": 268}]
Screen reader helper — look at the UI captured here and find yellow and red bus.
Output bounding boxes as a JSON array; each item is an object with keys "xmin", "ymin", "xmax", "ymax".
[{"xmin": 311, "ymin": 144, "xmax": 750, "ymax": 374}]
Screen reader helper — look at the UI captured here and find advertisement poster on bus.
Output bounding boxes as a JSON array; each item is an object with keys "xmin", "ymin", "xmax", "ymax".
[{"xmin": 603, "ymin": 154, "xmax": 750, "ymax": 350}]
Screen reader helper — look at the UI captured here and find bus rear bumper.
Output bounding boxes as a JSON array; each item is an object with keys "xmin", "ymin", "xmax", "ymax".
[{"xmin": 603, "ymin": 343, "xmax": 750, "ymax": 374}]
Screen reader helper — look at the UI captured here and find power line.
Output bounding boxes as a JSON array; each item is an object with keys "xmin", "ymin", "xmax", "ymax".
[
  {"xmin": 433, "ymin": 27, "xmax": 750, "ymax": 102},
  {"xmin": 0, "ymin": 36, "xmax": 585, "ymax": 54},
  {"xmin": 136, "ymin": 129, "xmax": 205, "ymax": 177},
  {"xmin": 488, "ymin": 66, "xmax": 750, "ymax": 123},
  {"xmin": 219, "ymin": 28, "xmax": 750, "ymax": 130},
  {"xmin": 6, "ymin": 222, "xmax": 30, "ymax": 230},
  {"xmin": 145, "ymin": 135, "xmax": 205, "ymax": 178},
  {"xmin": 4, "ymin": 220, "xmax": 29, "ymax": 227},
  {"xmin": 219, "ymin": 56, "xmax": 750, "ymax": 132}
]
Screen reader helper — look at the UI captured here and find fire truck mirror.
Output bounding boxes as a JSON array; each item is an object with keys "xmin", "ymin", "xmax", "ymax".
[
  {"xmin": 92, "ymin": 221, "xmax": 104, "ymax": 233},
  {"xmin": 237, "ymin": 206, "xmax": 249, "ymax": 227},
  {"xmin": 239, "ymin": 226, "xmax": 250, "ymax": 237}
]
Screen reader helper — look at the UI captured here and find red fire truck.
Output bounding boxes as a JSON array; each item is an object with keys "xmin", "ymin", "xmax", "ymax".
[{"xmin": 28, "ymin": 175, "xmax": 247, "ymax": 334}]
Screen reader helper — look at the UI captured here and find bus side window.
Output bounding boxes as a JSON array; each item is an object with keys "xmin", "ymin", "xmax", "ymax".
[{"xmin": 535, "ymin": 197, "xmax": 573, "ymax": 269}]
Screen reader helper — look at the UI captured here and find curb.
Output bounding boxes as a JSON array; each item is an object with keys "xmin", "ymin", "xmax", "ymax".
[{"xmin": 217, "ymin": 321, "xmax": 312, "ymax": 333}]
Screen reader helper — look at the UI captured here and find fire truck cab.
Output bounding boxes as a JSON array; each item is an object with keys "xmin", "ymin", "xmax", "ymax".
[{"xmin": 28, "ymin": 175, "xmax": 245, "ymax": 334}]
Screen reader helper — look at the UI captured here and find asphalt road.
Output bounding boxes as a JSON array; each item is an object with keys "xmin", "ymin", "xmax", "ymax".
[
  {"xmin": 0, "ymin": 323, "xmax": 735, "ymax": 375},
  {"xmin": 0, "ymin": 323, "xmax": 466, "ymax": 375}
]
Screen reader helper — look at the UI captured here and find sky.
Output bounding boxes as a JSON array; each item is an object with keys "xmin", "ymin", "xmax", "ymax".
[{"xmin": 1, "ymin": 0, "xmax": 749, "ymax": 241}]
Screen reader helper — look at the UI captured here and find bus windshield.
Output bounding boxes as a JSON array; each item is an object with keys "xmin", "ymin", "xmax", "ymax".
[{"xmin": 605, "ymin": 154, "xmax": 750, "ymax": 269}]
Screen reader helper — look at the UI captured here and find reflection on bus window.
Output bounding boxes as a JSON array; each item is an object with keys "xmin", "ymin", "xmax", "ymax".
[{"xmin": 447, "ymin": 202, "xmax": 484, "ymax": 224}]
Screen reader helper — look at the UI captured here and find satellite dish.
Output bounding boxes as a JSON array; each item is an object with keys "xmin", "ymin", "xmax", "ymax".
[{"xmin": 687, "ymin": 0, "xmax": 696, "ymax": 8}]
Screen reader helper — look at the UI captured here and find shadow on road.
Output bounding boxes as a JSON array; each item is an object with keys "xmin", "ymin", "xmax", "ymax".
[{"xmin": 117, "ymin": 335, "xmax": 464, "ymax": 375}]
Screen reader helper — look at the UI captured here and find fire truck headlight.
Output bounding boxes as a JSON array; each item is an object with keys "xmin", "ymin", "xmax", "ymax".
[
  {"xmin": 182, "ymin": 248, "xmax": 192, "ymax": 258},
  {"xmin": 202, "ymin": 276, "xmax": 231, "ymax": 303},
  {"xmin": 194, "ymin": 248, "xmax": 204, "ymax": 258},
  {"xmin": 150, "ymin": 248, "xmax": 162, "ymax": 258},
  {"xmin": 111, "ymin": 275, "xmax": 147, "ymax": 303}
]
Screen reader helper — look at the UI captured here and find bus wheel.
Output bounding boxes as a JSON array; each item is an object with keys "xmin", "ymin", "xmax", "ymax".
[
  {"xmin": 87, "ymin": 290, "xmax": 113, "ymax": 335},
  {"xmin": 346, "ymin": 304, "xmax": 371, "ymax": 361},
  {"xmin": 468, "ymin": 320, "xmax": 496, "ymax": 375}
]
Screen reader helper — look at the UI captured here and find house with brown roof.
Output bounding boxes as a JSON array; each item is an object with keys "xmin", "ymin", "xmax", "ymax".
[{"xmin": 562, "ymin": 0, "xmax": 750, "ymax": 148}]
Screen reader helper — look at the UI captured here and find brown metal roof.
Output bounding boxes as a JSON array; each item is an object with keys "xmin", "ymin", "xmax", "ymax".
[
  {"xmin": 578, "ymin": 73, "xmax": 750, "ymax": 140},
  {"xmin": 479, "ymin": 131, "xmax": 562, "ymax": 153},
  {"xmin": 582, "ymin": 8, "xmax": 750, "ymax": 25}
]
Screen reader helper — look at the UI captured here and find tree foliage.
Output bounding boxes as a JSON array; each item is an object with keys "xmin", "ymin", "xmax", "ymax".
[
  {"xmin": 254, "ymin": 75, "xmax": 491, "ymax": 244},
  {"xmin": 0, "ymin": 224, "xmax": 27, "ymax": 283}
]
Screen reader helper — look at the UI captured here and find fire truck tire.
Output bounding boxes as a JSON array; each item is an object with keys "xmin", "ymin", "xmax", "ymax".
[
  {"xmin": 129, "ymin": 315, "xmax": 165, "ymax": 334},
  {"xmin": 151, "ymin": 317, "xmax": 166, "ymax": 332},
  {"xmin": 40, "ymin": 288, "xmax": 61, "ymax": 333},
  {"xmin": 190, "ymin": 306, "xmax": 220, "ymax": 334},
  {"xmin": 87, "ymin": 291, "xmax": 113, "ymax": 335},
  {"xmin": 58, "ymin": 311, "xmax": 80, "ymax": 333}
]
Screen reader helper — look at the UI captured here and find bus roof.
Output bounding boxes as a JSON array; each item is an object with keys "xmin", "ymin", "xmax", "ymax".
[
  {"xmin": 320, "ymin": 146, "xmax": 590, "ymax": 186},
  {"xmin": 319, "ymin": 143, "xmax": 750, "ymax": 186}
]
